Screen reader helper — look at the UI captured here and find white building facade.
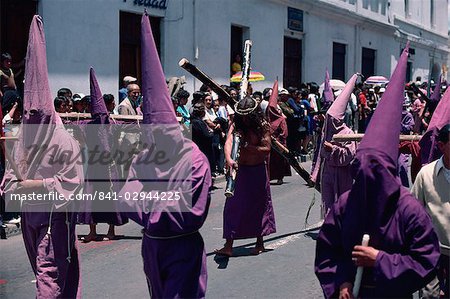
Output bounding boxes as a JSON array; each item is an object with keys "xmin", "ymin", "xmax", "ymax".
[{"xmin": 13, "ymin": 0, "xmax": 449, "ymax": 96}]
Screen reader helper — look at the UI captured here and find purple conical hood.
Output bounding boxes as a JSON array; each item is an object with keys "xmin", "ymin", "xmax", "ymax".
[
  {"xmin": 429, "ymin": 75, "xmax": 442, "ymax": 103},
  {"xmin": 428, "ymin": 85, "xmax": 450, "ymax": 130},
  {"xmin": 327, "ymin": 74, "xmax": 357, "ymax": 120},
  {"xmin": 89, "ymin": 67, "xmax": 108, "ymax": 116},
  {"xmin": 141, "ymin": 13, "xmax": 177, "ymax": 125},
  {"xmin": 357, "ymin": 43, "xmax": 410, "ymax": 164},
  {"xmin": 23, "ymin": 15, "xmax": 59, "ymax": 124},
  {"xmin": 419, "ymin": 86, "xmax": 450, "ymax": 164},
  {"xmin": 322, "ymin": 69, "xmax": 334, "ymax": 108}
]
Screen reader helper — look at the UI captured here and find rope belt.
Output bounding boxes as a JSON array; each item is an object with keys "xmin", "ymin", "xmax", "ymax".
[{"xmin": 143, "ymin": 229, "xmax": 199, "ymax": 240}]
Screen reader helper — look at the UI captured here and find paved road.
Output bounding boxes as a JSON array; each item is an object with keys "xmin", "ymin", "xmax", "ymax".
[{"xmin": 0, "ymin": 163, "xmax": 325, "ymax": 298}]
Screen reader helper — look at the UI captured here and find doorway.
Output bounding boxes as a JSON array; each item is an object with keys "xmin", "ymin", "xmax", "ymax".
[
  {"xmin": 283, "ymin": 37, "xmax": 302, "ymax": 88},
  {"xmin": 119, "ymin": 11, "xmax": 161, "ymax": 87},
  {"xmin": 0, "ymin": 0, "xmax": 37, "ymax": 93}
]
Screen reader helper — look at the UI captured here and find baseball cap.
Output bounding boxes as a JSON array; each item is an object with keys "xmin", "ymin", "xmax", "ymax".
[
  {"xmin": 278, "ymin": 88, "xmax": 289, "ymax": 95},
  {"xmin": 73, "ymin": 93, "xmax": 85, "ymax": 101},
  {"xmin": 123, "ymin": 76, "xmax": 137, "ymax": 83}
]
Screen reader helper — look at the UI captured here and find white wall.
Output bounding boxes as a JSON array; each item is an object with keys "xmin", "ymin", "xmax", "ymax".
[
  {"xmin": 40, "ymin": 0, "xmax": 165, "ymax": 98},
  {"xmin": 37, "ymin": 0, "xmax": 449, "ymax": 98}
]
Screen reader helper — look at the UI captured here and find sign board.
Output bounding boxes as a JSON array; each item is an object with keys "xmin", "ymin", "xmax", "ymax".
[
  {"xmin": 123, "ymin": 0, "xmax": 168, "ymax": 10},
  {"xmin": 288, "ymin": 7, "xmax": 303, "ymax": 32}
]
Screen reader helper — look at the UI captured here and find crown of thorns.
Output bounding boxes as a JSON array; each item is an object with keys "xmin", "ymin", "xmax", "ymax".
[{"xmin": 234, "ymin": 97, "xmax": 258, "ymax": 115}]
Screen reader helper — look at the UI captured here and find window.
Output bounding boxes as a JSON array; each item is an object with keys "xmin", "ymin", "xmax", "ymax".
[
  {"xmin": 370, "ymin": 0, "xmax": 379, "ymax": 13},
  {"xmin": 380, "ymin": 0, "xmax": 387, "ymax": 15},
  {"xmin": 361, "ymin": 48, "xmax": 376, "ymax": 79},
  {"xmin": 119, "ymin": 11, "xmax": 161, "ymax": 86},
  {"xmin": 430, "ymin": 0, "xmax": 435, "ymax": 26},
  {"xmin": 404, "ymin": 0, "xmax": 410, "ymax": 17},
  {"xmin": 230, "ymin": 25, "xmax": 250, "ymax": 77},
  {"xmin": 332, "ymin": 43, "xmax": 346, "ymax": 81},
  {"xmin": 230, "ymin": 25, "xmax": 243, "ymax": 76},
  {"xmin": 406, "ymin": 61, "xmax": 412, "ymax": 82},
  {"xmin": 363, "ymin": 0, "xmax": 369, "ymax": 9}
]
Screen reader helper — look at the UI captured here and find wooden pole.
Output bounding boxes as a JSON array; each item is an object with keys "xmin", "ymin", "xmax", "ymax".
[{"xmin": 332, "ymin": 134, "xmax": 422, "ymax": 142}]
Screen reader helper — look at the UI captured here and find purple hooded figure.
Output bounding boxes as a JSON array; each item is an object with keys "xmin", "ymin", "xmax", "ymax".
[
  {"xmin": 311, "ymin": 69, "xmax": 335, "ymax": 184},
  {"xmin": 76, "ymin": 68, "xmax": 128, "ymax": 241},
  {"xmin": 419, "ymin": 84, "xmax": 450, "ymax": 165},
  {"xmin": 313, "ymin": 74, "xmax": 358, "ymax": 217},
  {"xmin": 1, "ymin": 16, "xmax": 84, "ymax": 298},
  {"xmin": 117, "ymin": 12, "xmax": 211, "ymax": 298},
  {"xmin": 427, "ymin": 74, "xmax": 443, "ymax": 113},
  {"xmin": 315, "ymin": 43, "xmax": 440, "ymax": 299},
  {"xmin": 322, "ymin": 69, "xmax": 334, "ymax": 110}
]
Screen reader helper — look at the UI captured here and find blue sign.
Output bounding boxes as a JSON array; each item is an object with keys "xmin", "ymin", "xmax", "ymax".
[{"xmin": 288, "ymin": 7, "xmax": 303, "ymax": 32}]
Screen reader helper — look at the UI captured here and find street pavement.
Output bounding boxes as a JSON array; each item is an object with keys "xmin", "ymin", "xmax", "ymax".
[{"xmin": 0, "ymin": 162, "xmax": 326, "ymax": 298}]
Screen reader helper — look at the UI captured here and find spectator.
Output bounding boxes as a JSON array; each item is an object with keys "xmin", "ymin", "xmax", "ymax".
[
  {"xmin": 358, "ymin": 87, "xmax": 369, "ymax": 133},
  {"xmin": 72, "ymin": 94, "xmax": 84, "ymax": 113},
  {"xmin": 66, "ymin": 98, "xmax": 73, "ymax": 113},
  {"xmin": 118, "ymin": 76, "xmax": 137, "ymax": 103},
  {"xmin": 227, "ymin": 87, "xmax": 239, "ymax": 105},
  {"xmin": 2, "ymin": 92, "xmax": 22, "ymax": 128},
  {"xmin": 231, "ymin": 53, "xmax": 242, "ymax": 75},
  {"xmin": 279, "ymin": 88, "xmax": 297, "ymax": 154},
  {"xmin": 300, "ymin": 89, "xmax": 313, "ymax": 154},
  {"xmin": 0, "ymin": 53, "xmax": 17, "ymax": 96},
  {"xmin": 54, "ymin": 96, "xmax": 68, "ymax": 113},
  {"xmin": 57, "ymin": 87, "xmax": 72, "ymax": 100},
  {"xmin": 412, "ymin": 124, "xmax": 450, "ymax": 298},
  {"xmin": 287, "ymin": 87, "xmax": 306, "ymax": 154},
  {"xmin": 175, "ymin": 89, "xmax": 190, "ymax": 125},
  {"xmin": 204, "ymin": 93, "xmax": 219, "ymax": 130},
  {"xmin": 260, "ymin": 87, "xmax": 271, "ymax": 115},
  {"xmin": 307, "ymin": 82, "xmax": 320, "ymax": 113},
  {"xmin": 191, "ymin": 103, "xmax": 214, "ymax": 175},
  {"xmin": 253, "ymin": 91, "xmax": 263, "ymax": 103},
  {"xmin": 212, "ymin": 99, "xmax": 226, "ymax": 175},
  {"xmin": 82, "ymin": 95, "xmax": 91, "ymax": 113},
  {"xmin": 103, "ymin": 94, "xmax": 115, "ymax": 114},
  {"xmin": 118, "ymin": 83, "xmax": 140, "ymax": 115}
]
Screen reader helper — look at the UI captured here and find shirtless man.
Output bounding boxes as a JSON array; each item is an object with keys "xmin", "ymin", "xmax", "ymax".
[{"xmin": 215, "ymin": 96, "xmax": 276, "ymax": 256}]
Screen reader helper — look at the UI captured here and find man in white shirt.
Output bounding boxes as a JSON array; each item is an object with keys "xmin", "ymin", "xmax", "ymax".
[{"xmin": 412, "ymin": 124, "xmax": 450, "ymax": 299}]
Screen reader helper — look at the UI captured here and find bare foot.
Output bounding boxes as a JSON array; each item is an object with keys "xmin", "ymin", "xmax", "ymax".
[
  {"xmin": 214, "ymin": 247, "xmax": 232, "ymax": 257},
  {"xmin": 250, "ymin": 245, "xmax": 266, "ymax": 255},
  {"xmin": 103, "ymin": 234, "xmax": 117, "ymax": 241},
  {"xmin": 81, "ymin": 233, "xmax": 97, "ymax": 243}
]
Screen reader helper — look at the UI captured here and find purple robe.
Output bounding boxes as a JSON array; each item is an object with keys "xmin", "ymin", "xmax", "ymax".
[
  {"xmin": 0, "ymin": 16, "xmax": 83, "ymax": 298},
  {"xmin": 315, "ymin": 74, "xmax": 358, "ymax": 214},
  {"xmin": 315, "ymin": 187, "xmax": 440, "ymax": 298},
  {"xmin": 118, "ymin": 142, "xmax": 211, "ymax": 298},
  {"xmin": 319, "ymin": 123, "xmax": 356, "ymax": 214},
  {"xmin": 2, "ymin": 127, "xmax": 84, "ymax": 298},
  {"xmin": 116, "ymin": 13, "xmax": 212, "ymax": 298},
  {"xmin": 76, "ymin": 68, "xmax": 128, "ymax": 226},
  {"xmin": 223, "ymin": 163, "xmax": 276, "ymax": 239}
]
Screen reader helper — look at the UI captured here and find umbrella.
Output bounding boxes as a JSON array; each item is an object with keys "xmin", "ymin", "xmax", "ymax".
[
  {"xmin": 230, "ymin": 71, "xmax": 265, "ymax": 82},
  {"xmin": 319, "ymin": 79, "xmax": 346, "ymax": 94},
  {"xmin": 365, "ymin": 75, "xmax": 389, "ymax": 85}
]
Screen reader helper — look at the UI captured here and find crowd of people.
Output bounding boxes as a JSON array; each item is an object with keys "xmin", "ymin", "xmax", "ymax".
[{"xmin": 0, "ymin": 14, "xmax": 449, "ymax": 299}]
